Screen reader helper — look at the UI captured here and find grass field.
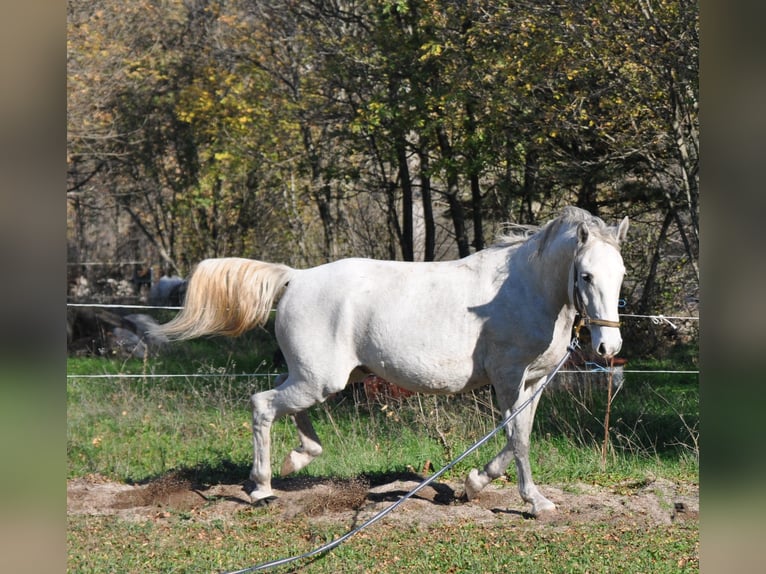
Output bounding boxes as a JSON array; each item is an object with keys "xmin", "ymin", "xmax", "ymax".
[
  {"xmin": 67, "ymin": 334, "xmax": 698, "ymax": 572},
  {"xmin": 68, "ymin": 514, "xmax": 698, "ymax": 573}
]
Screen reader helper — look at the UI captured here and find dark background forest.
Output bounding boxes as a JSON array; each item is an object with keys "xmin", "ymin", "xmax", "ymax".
[{"xmin": 66, "ymin": 0, "xmax": 698, "ymax": 355}]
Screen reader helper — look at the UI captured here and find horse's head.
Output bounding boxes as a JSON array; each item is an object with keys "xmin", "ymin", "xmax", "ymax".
[{"xmin": 570, "ymin": 216, "xmax": 629, "ymax": 358}]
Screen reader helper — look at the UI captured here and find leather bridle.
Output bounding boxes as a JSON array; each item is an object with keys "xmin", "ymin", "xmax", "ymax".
[{"xmin": 572, "ymin": 262, "xmax": 621, "ymax": 338}]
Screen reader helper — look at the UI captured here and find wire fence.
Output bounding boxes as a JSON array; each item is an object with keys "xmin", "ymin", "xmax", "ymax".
[
  {"xmin": 65, "ymin": 368, "xmax": 699, "ymax": 380},
  {"xmin": 66, "ymin": 302, "xmax": 700, "ymax": 326},
  {"xmin": 66, "ymin": 302, "xmax": 699, "ymax": 380}
]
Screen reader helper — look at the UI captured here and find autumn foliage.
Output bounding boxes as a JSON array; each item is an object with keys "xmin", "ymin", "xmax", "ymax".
[{"xmin": 68, "ymin": 0, "xmax": 698, "ymax": 321}]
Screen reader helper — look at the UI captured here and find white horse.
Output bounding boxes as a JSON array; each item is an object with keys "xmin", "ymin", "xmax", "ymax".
[{"xmin": 156, "ymin": 206, "xmax": 628, "ymax": 516}]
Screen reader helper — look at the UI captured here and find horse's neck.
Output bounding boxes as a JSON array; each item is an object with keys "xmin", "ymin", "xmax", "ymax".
[{"xmin": 516, "ymin": 229, "xmax": 576, "ymax": 315}]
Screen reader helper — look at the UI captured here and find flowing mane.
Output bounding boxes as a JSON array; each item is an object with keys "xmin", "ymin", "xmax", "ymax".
[
  {"xmin": 535, "ymin": 206, "xmax": 622, "ymax": 255},
  {"xmin": 491, "ymin": 223, "xmax": 539, "ymax": 248},
  {"xmin": 492, "ymin": 206, "xmax": 620, "ymax": 255}
]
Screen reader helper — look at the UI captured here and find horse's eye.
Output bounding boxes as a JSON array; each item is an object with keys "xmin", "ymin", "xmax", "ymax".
[{"xmin": 581, "ymin": 273, "xmax": 592, "ymax": 284}]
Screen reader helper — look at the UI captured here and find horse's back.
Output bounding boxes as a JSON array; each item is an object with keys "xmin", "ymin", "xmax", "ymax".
[{"xmin": 274, "ymin": 254, "xmax": 508, "ymax": 392}]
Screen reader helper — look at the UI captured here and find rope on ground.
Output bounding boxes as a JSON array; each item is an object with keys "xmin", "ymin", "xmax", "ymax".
[{"xmin": 219, "ymin": 342, "xmax": 577, "ymax": 574}]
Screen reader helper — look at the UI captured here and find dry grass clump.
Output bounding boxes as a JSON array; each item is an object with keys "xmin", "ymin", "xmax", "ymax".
[{"xmin": 302, "ymin": 477, "xmax": 370, "ymax": 516}]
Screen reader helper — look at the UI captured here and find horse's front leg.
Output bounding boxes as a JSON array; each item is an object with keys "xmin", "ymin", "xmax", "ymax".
[
  {"xmin": 464, "ymin": 375, "xmax": 555, "ymax": 516},
  {"xmin": 511, "ymin": 377, "xmax": 556, "ymax": 515},
  {"xmin": 464, "ymin": 370, "xmax": 524, "ymax": 501}
]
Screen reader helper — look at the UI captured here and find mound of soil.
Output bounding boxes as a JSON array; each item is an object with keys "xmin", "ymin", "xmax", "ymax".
[{"xmin": 67, "ymin": 472, "xmax": 698, "ymax": 529}]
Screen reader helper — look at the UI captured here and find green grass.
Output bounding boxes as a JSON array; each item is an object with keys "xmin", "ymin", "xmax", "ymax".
[
  {"xmin": 67, "ymin": 372, "xmax": 698, "ymax": 487},
  {"xmin": 67, "ymin": 513, "xmax": 699, "ymax": 573},
  {"xmin": 67, "ymin": 340, "xmax": 698, "ymax": 572},
  {"xmin": 67, "ymin": 338, "xmax": 699, "ymax": 486}
]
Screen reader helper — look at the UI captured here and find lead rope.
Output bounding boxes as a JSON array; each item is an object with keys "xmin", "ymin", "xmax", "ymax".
[{"xmin": 221, "ymin": 337, "xmax": 581, "ymax": 574}]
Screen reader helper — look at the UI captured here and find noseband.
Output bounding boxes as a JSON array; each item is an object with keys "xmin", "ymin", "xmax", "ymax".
[{"xmin": 572, "ymin": 263, "xmax": 621, "ymax": 338}]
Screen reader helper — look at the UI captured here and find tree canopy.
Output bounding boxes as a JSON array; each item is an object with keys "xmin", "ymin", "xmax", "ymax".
[{"xmin": 68, "ymin": 0, "xmax": 698, "ymax": 322}]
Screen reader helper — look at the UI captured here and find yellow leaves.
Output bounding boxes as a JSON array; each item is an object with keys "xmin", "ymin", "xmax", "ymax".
[
  {"xmin": 519, "ymin": 20, "xmax": 537, "ymax": 33},
  {"xmin": 419, "ymin": 41, "xmax": 443, "ymax": 61},
  {"xmin": 177, "ymin": 110, "xmax": 195, "ymax": 124}
]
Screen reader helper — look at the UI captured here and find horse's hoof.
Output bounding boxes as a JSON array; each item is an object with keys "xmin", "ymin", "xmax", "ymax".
[
  {"xmin": 532, "ymin": 501, "xmax": 557, "ymax": 518},
  {"xmin": 280, "ymin": 449, "xmax": 314, "ymax": 476},
  {"xmin": 247, "ymin": 483, "xmax": 277, "ymax": 506},
  {"xmin": 464, "ymin": 468, "xmax": 488, "ymax": 501},
  {"xmin": 251, "ymin": 495, "xmax": 278, "ymax": 507}
]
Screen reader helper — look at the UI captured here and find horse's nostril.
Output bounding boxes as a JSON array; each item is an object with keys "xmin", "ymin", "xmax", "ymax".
[{"xmin": 597, "ymin": 342, "xmax": 607, "ymax": 356}]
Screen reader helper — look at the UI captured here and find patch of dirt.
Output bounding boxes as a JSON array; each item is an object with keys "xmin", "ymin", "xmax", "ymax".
[{"xmin": 67, "ymin": 472, "xmax": 698, "ymax": 529}]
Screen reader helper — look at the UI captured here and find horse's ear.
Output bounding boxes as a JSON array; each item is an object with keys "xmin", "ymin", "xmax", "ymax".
[
  {"xmin": 577, "ymin": 222, "xmax": 589, "ymax": 245},
  {"xmin": 616, "ymin": 216, "xmax": 629, "ymax": 243}
]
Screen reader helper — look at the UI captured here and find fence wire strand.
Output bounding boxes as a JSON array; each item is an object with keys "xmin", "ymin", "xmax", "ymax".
[{"xmin": 66, "ymin": 302, "xmax": 699, "ymax": 380}]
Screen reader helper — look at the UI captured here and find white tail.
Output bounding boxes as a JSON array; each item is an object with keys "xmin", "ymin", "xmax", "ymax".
[{"xmin": 154, "ymin": 258, "xmax": 295, "ymax": 340}]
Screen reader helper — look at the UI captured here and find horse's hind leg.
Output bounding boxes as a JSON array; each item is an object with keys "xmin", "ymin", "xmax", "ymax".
[
  {"xmin": 248, "ymin": 372, "xmax": 337, "ymax": 504},
  {"xmin": 280, "ymin": 410, "xmax": 323, "ymax": 476},
  {"xmin": 248, "ymin": 384, "xmax": 282, "ymax": 503}
]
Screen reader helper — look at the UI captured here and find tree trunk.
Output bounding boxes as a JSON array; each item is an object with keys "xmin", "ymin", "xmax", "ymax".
[
  {"xmin": 419, "ymin": 148, "xmax": 436, "ymax": 261},
  {"xmin": 639, "ymin": 207, "xmax": 673, "ymax": 314},
  {"xmin": 437, "ymin": 126, "xmax": 470, "ymax": 258},
  {"xmin": 521, "ymin": 148, "xmax": 538, "ymax": 224},
  {"xmin": 120, "ymin": 203, "xmax": 179, "ymax": 275},
  {"xmin": 313, "ymin": 184, "xmax": 336, "ymax": 261},
  {"xmin": 386, "ymin": 180, "xmax": 403, "ymax": 260},
  {"xmin": 465, "ymin": 101, "xmax": 484, "ymax": 251},
  {"xmin": 469, "ymin": 173, "xmax": 483, "ymax": 251},
  {"xmin": 669, "ymin": 70, "xmax": 700, "ymax": 267},
  {"xmin": 396, "ymin": 136, "xmax": 414, "ymax": 261},
  {"xmin": 576, "ymin": 174, "xmax": 600, "ymax": 217}
]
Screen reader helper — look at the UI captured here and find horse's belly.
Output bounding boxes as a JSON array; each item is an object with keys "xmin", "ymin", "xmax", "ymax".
[
  {"xmin": 362, "ymin": 349, "xmax": 487, "ymax": 395},
  {"xmin": 357, "ymin": 305, "xmax": 490, "ymax": 394}
]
